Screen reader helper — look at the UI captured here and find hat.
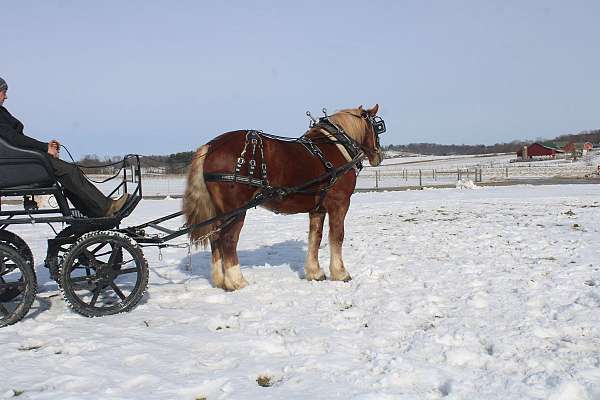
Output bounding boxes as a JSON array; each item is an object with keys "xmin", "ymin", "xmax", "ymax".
[{"xmin": 0, "ymin": 77, "xmax": 7, "ymax": 92}]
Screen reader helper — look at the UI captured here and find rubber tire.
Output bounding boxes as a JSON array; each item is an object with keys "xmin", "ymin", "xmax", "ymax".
[
  {"xmin": 59, "ymin": 231, "xmax": 149, "ymax": 318},
  {"xmin": 0, "ymin": 231, "xmax": 34, "ymax": 302},
  {"xmin": 0, "ymin": 244, "xmax": 37, "ymax": 328}
]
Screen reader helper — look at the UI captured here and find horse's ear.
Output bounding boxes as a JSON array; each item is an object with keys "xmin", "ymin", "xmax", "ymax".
[
  {"xmin": 367, "ymin": 104, "xmax": 379, "ymax": 116},
  {"xmin": 358, "ymin": 105, "xmax": 364, "ymax": 111}
]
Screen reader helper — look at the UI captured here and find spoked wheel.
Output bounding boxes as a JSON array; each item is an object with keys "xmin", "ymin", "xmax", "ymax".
[
  {"xmin": 0, "ymin": 231, "xmax": 34, "ymax": 302},
  {"xmin": 0, "ymin": 244, "xmax": 37, "ymax": 327},
  {"xmin": 59, "ymin": 231, "xmax": 149, "ymax": 318}
]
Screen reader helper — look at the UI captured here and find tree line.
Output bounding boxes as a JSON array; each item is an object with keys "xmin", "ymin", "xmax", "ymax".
[{"xmin": 77, "ymin": 151, "xmax": 195, "ymax": 174}]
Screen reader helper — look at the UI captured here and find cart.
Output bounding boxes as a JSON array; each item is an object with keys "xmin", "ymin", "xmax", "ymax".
[{"xmin": 0, "ymin": 136, "xmax": 147, "ymax": 326}]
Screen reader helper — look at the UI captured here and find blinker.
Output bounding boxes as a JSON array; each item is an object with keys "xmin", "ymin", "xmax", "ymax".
[{"xmin": 370, "ymin": 116, "xmax": 386, "ymax": 135}]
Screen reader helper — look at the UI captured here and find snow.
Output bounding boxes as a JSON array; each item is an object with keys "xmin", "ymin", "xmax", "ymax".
[{"xmin": 2, "ymin": 184, "xmax": 600, "ymax": 399}]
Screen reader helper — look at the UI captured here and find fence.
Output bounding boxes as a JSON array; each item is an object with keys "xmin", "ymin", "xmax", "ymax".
[{"xmin": 93, "ymin": 162, "xmax": 597, "ymax": 198}]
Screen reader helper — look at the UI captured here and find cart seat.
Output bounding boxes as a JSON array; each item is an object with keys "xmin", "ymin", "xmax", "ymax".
[{"xmin": 0, "ymin": 137, "xmax": 56, "ymax": 190}]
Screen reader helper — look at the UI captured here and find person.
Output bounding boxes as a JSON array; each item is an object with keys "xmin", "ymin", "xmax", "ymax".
[{"xmin": 0, "ymin": 77, "xmax": 128, "ymax": 217}]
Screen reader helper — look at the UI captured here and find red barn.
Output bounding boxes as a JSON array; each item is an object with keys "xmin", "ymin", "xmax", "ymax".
[{"xmin": 517, "ymin": 143, "xmax": 564, "ymax": 159}]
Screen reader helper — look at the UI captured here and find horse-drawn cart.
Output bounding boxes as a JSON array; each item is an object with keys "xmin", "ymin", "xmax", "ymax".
[
  {"xmin": 0, "ymin": 135, "xmax": 153, "ymax": 326},
  {"xmin": 1, "ymin": 105, "xmax": 386, "ymax": 327}
]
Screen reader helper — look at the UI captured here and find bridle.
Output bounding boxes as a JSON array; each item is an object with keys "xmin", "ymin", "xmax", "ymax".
[
  {"xmin": 319, "ymin": 110, "xmax": 386, "ymax": 157},
  {"xmin": 360, "ymin": 110, "xmax": 386, "ymax": 152}
]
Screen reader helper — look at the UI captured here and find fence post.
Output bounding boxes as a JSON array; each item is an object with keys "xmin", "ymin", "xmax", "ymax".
[
  {"xmin": 505, "ymin": 167, "xmax": 508, "ymax": 178},
  {"xmin": 375, "ymin": 170, "xmax": 379, "ymax": 189},
  {"xmin": 419, "ymin": 169, "xmax": 422, "ymax": 188}
]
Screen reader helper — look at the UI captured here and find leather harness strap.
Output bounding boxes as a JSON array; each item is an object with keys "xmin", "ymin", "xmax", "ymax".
[{"xmin": 205, "ymin": 124, "xmax": 365, "ymax": 212}]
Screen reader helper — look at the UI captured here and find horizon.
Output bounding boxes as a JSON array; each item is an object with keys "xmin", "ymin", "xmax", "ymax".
[{"xmin": 2, "ymin": 1, "xmax": 599, "ymax": 158}]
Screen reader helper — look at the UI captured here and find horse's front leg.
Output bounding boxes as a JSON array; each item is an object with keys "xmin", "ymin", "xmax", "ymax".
[
  {"xmin": 304, "ymin": 212, "xmax": 326, "ymax": 281},
  {"xmin": 221, "ymin": 213, "xmax": 249, "ymax": 291},
  {"xmin": 328, "ymin": 201, "xmax": 352, "ymax": 282}
]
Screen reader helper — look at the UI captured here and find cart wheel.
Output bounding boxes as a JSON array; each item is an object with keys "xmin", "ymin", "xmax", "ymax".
[
  {"xmin": 0, "ymin": 231, "xmax": 34, "ymax": 302},
  {"xmin": 59, "ymin": 231, "xmax": 149, "ymax": 318},
  {"xmin": 0, "ymin": 244, "xmax": 37, "ymax": 327}
]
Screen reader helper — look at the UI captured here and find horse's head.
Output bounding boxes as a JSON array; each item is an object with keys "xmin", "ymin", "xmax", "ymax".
[{"xmin": 329, "ymin": 104, "xmax": 386, "ymax": 167}]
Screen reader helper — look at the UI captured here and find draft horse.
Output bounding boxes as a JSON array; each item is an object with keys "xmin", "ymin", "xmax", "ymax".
[{"xmin": 183, "ymin": 105, "xmax": 385, "ymax": 291}]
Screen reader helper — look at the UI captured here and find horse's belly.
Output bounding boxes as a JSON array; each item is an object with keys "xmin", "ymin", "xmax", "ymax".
[{"xmin": 261, "ymin": 195, "xmax": 317, "ymax": 214}]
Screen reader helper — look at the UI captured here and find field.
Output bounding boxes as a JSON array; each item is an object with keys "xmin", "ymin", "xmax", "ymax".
[{"xmin": 2, "ymin": 184, "xmax": 600, "ymax": 399}]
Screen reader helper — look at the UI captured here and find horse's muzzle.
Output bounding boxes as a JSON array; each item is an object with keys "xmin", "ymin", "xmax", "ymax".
[{"xmin": 368, "ymin": 150, "xmax": 383, "ymax": 167}]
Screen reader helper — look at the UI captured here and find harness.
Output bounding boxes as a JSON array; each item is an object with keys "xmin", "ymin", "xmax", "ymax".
[{"xmin": 204, "ymin": 112, "xmax": 385, "ymax": 213}]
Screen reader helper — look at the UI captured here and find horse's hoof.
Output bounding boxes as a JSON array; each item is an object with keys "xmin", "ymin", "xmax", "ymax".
[
  {"xmin": 223, "ymin": 278, "xmax": 249, "ymax": 291},
  {"xmin": 330, "ymin": 273, "xmax": 352, "ymax": 282},
  {"xmin": 307, "ymin": 274, "xmax": 326, "ymax": 282}
]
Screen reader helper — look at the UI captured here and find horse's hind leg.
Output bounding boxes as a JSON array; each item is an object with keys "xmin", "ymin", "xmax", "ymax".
[
  {"xmin": 209, "ymin": 236, "xmax": 225, "ymax": 289},
  {"xmin": 221, "ymin": 213, "xmax": 249, "ymax": 291},
  {"xmin": 304, "ymin": 212, "xmax": 326, "ymax": 281},
  {"xmin": 328, "ymin": 200, "xmax": 352, "ymax": 282}
]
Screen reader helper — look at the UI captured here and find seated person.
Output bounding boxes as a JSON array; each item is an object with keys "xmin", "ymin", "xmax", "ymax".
[{"xmin": 0, "ymin": 77, "xmax": 127, "ymax": 217}]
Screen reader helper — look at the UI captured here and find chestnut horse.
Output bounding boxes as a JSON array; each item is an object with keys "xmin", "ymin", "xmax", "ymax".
[{"xmin": 183, "ymin": 105, "xmax": 385, "ymax": 291}]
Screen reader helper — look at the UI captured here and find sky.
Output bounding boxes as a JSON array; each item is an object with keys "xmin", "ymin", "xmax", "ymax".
[{"xmin": 1, "ymin": 0, "xmax": 599, "ymax": 157}]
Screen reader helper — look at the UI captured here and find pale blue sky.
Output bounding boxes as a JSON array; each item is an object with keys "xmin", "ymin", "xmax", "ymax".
[{"xmin": 2, "ymin": 0, "xmax": 599, "ymax": 157}]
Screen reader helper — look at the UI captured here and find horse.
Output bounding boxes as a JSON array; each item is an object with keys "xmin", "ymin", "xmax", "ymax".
[{"xmin": 183, "ymin": 104, "xmax": 385, "ymax": 291}]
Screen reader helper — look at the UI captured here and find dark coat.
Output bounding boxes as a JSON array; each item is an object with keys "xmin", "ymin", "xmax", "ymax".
[{"xmin": 0, "ymin": 105, "xmax": 48, "ymax": 152}]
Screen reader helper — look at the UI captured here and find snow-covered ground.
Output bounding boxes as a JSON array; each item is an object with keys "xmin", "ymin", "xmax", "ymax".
[{"xmin": 2, "ymin": 184, "xmax": 600, "ymax": 399}]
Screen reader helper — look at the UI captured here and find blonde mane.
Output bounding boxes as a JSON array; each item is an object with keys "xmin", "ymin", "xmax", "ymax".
[{"xmin": 328, "ymin": 108, "xmax": 369, "ymax": 143}]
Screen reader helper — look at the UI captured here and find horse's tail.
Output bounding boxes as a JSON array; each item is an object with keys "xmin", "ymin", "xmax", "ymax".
[{"xmin": 183, "ymin": 144, "xmax": 217, "ymax": 248}]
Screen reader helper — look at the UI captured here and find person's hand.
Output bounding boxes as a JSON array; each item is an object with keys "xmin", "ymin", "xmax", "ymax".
[{"xmin": 47, "ymin": 142, "xmax": 59, "ymax": 158}]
